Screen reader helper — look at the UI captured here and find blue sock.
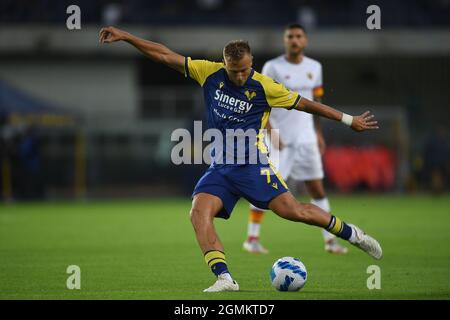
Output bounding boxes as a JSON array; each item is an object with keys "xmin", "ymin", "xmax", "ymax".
[{"xmin": 211, "ymin": 262, "xmax": 229, "ymax": 277}]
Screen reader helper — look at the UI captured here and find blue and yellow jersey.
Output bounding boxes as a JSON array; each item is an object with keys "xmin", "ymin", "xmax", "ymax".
[{"xmin": 185, "ymin": 57, "xmax": 302, "ymax": 166}]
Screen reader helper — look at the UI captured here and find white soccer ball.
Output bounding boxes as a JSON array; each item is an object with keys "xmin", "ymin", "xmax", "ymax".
[{"xmin": 270, "ymin": 256, "xmax": 307, "ymax": 291}]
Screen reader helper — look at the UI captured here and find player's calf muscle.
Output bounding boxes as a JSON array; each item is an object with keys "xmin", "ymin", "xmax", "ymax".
[
  {"xmin": 190, "ymin": 195, "xmax": 224, "ymax": 252},
  {"xmin": 285, "ymin": 203, "xmax": 318, "ymax": 224},
  {"xmin": 190, "ymin": 214, "xmax": 223, "ymax": 253},
  {"xmin": 270, "ymin": 193, "xmax": 330, "ymax": 226},
  {"xmin": 297, "ymin": 203, "xmax": 330, "ymax": 226}
]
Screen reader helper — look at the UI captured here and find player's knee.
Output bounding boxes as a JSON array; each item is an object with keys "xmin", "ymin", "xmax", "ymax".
[
  {"xmin": 189, "ymin": 207, "xmax": 210, "ymax": 226},
  {"xmin": 189, "ymin": 207, "xmax": 199, "ymax": 224}
]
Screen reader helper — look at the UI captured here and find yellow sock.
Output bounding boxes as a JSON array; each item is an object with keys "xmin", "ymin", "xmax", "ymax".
[{"xmin": 204, "ymin": 250, "xmax": 229, "ymax": 277}]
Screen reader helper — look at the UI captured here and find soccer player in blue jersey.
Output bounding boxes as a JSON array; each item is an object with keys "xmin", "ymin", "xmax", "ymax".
[{"xmin": 100, "ymin": 26, "xmax": 382, "ymax": 293}]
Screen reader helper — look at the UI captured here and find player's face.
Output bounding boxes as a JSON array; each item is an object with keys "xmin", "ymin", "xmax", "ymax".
[
  {"xmin": 224, "ymin": 54, "xmax": 253, "ymax": 87},
  {"xmin": 284, "ymin": 28, "xmax": 307, "ymax": 56}
]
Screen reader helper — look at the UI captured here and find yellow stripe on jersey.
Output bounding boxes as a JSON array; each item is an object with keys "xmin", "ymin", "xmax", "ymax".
[
  {"xmin": 313, "ymin": 86, "xmax": 324, "ymax": 98},
  {"xmin": 260, "ymin": 108, "xmax": 271, "ymax": 129},
  {"xmin": 185, "ymin": 57, "xmax": 224, "ymax": 87},
  {"xmin": 204, "ymin": 250, "xmax": 226, "ymax": 267},
  {"xmin": 255, "ymin": 108, "xmax": 271, "ymax": 154},
  {"xmin": 252, "ymin": 72, "xmax": 302, "ymax": 109},
  {"xmin": 256, "ymin": 132, "xmax": 269, "ymax": 154},
  {"xmin": 268, "ymin": 160, "xmax": 289, "ymax": 190}
]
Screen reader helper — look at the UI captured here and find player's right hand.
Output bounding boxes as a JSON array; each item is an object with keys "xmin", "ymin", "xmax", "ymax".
[{"xmin": 99, "ymin": 26, "xmax": 128, "ymax": 44}]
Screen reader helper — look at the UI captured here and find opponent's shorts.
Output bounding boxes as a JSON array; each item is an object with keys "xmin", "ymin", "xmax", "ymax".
[
  {"xmin": 192, "ymin": 163, "xmax": 289, "ymax": 219},
  {"xmin": 269, "ymin": 143, "xmax": 324, "ymax": 181}
]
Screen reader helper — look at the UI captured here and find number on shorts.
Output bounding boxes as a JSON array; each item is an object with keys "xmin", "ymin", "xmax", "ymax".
[{"xmin": 261, "ymin": 168, "xmax": 271, "ymax": 184}]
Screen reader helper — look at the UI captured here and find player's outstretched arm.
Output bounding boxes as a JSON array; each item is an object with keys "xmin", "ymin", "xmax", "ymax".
[
  {"xmin": 99, "ymin": 26, "xmax": 185, "ymax": 74},
  {"xmin": 295, "ymin": 97, "xmax": 379, "ymax": 132}
]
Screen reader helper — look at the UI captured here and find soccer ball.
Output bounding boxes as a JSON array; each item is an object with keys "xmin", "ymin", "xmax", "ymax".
[{"xmin": 270, "ymin": 256, "xmax": 307, "ymax": 291}]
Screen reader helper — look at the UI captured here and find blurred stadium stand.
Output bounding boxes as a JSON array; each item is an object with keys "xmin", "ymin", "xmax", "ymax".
[
  {"xmin": 1, "ymin": 0, "xmax": 449, "ymax": 27},
  {"xmin": 1, "ymin": 1, "xmax": 449, "ymax": 201}
]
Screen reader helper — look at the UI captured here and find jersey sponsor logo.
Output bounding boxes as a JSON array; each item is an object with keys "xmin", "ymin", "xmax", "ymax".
[
  {"xmin": 213, "ymin": 108, "xmax": 246, "ymax": 123},
  {"xmin": 244, "ymin": 89, "xmax": 257, "ymax": 101},
  {"xmin": 307, "ymin": 72, "xmax": 313, "ymax": 80},
  {"xmin": 214, "ymin": 89, "xmax": 253, "ymax": 113}
]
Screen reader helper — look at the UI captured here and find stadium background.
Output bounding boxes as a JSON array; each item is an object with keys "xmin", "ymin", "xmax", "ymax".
[{"xmin": 0, "ymin": 0, "xmax": 449, "ymax": 300}]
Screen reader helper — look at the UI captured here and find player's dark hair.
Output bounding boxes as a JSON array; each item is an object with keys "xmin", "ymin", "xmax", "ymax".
[
  {"xmin": 223, "ymin": 40, "xmax": 251, "ymax": 61},
  {"xmin": 285, "ymin": 23, "xmax": 306, "ymax": 33}
]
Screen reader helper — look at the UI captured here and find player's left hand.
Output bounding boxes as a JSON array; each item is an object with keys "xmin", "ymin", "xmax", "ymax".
[{"xmin": 351, "ymin": 111, "xmax": 379, "ymax": 132}]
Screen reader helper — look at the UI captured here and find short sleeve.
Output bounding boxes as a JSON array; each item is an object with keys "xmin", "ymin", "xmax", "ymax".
[
  {"xmin": 262, "ymin": 77, "xmax": 301, "ymax": 109},
  {"xmin": 185, "ymin": 57, "xmax": 223, "ymax": 86},
  {"xmin": 313, "ymin": 63, "xmax": 324, "ymax": 99}
]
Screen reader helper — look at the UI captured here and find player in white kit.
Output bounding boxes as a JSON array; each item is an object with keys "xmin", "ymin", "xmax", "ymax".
[{"xmin": 243, "ymin": 23, "xmax": 348, "ymax": 254}]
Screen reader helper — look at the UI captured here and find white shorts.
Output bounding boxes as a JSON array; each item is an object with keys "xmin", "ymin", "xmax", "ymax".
[{"xmin": 269, "ymin": 143, "xmax": 324, "ymax": 182}]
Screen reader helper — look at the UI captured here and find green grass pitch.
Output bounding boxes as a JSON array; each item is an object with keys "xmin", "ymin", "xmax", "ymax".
[{"xmin": 1, "ymin": 195, "xmax": 449, "ymax": 299}]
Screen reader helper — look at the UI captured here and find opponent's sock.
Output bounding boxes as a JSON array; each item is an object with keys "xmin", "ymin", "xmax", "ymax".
[
  {"xmin": 311, "ymin": 197, "xmax": 336, "ymax": 242},
  {"xmin": 247, "ymin": 208, "xmax": 265, "ymax": 242},
  {"xmin": 204, "ymin": 250, "xmax": 232, "ymax": 280},
  {"xmin": 325, "ymin": 215, "xmax": 354, "ymax": 241}
]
